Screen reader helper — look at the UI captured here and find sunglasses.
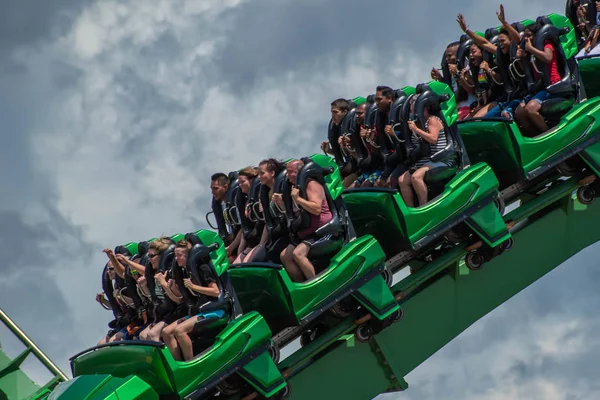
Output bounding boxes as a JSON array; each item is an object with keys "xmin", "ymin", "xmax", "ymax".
[
  {"xmin": 148, "ymin": 253, "xmax": 159, "ymax": 259},
  {"xmin": 107, "ymin": 267, "xmax": 115, "ymax": 271}
]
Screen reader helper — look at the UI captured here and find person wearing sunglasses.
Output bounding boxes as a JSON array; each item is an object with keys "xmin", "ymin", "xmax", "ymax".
[{"xmin": 115, "ymin": 237, "xmax": 184, "ymax": 342}]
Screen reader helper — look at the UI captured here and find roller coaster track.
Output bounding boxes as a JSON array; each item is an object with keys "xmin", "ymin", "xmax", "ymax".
[{"xmin": 233, "ymin": 174, "xmax": 600, "ymax": 400}]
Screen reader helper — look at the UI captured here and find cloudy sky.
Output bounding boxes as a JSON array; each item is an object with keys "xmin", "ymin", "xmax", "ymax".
[{"xmin": 1, "ymin": 0, "xmax": 597, "ymax": 398}]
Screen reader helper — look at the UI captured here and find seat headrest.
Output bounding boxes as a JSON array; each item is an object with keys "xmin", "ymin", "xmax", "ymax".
[
  {"xmin": 416, "ymin": 84, "xmax": 432, "ymax": 95},
  {"xmin": 347, "ymin": 99, "xmax": 357, "ymax": 109},
  {"xmin": 485, "ymin": 27, "xmax": 500, "ymax": 40},
  {"xmin": 274, "ymin": 170, "xmax": 287, "ymax": 192},
  {"xmin": 459, "ymin": 34, "xmax": 469, "ymax": 43},
  {"xmin": 536, "ymin": 15, "xmax": 553, "ymax": 26},
  {"xmin": 340, "ymin": 110, "xmax": 355, "ymax": 135},
  {"xmin": 533, "ymin": 24, "xmax": 563, "ymax": 50},
  {"xmin": 114, "ymin": 245, "xmax": 132, "ymax": 257},
  {"xmin": 512, "ymin": 22, "xmax": 526, "ymax": 32},
  {"xmin": 392, "ymin": 89, "xmax": 405, "ymax": 100},
  {"xmin": 366, "ymin": 94, "xmax": 376, "ymax": 104},
  {"xmin": 414, "ymin": 90, "xmax": 446, "ymax": 127},
  {"xmin": 187, "ymin": 243, "xmax": 218, "ymax": 270},
  {"xmin": 225, "ymin": 178, "xmax": 241, "ymax": 204},
  {"xmin": 248, "ymin": 178, "xmax": 262, "ymax": 201},
  {"xmin": 389, "ymin": 90, "xmax": 409, "ymax": 124},
  {"xmin": 228, "ymin": 171, "xmax": 239, "ymax": 182},
  {"xmin": 137, "ymin": 241, "xmax": 149, "ymax": 257},
  {"xmin": 364, "ymin": 103, "xmax": 378, "ymax": 129},
  {"xmin": 158, "ymin": 244, "xmax": 176, "ymax": 271},
  {"xmin": 184, "ymin": 232, "xmax": 202, "ymax": 246},
  {"xmin": 456, "ymin": 39, "xmax": 473, "ymax": 70},
  {"xmin": 297, "ymin": 161, "xmax": 331, "ymax": 189}
]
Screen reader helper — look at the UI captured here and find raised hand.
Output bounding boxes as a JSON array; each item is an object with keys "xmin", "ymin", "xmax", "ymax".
[
  {"xmin": 457, "ymin": 13, "xmax": 468, "ymax": 32},
  {"xmin": 496, "ymin": 4, "xmax": 506, "ymax": 24}
]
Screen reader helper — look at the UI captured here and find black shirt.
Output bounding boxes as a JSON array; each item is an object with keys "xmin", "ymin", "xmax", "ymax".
[{"xmin": 189, "ymin": 263, "xmax": 218, "ymax": 306}]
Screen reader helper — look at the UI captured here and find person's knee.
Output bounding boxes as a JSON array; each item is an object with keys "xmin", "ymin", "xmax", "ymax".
[
  {"xmin": 410, "ymin": 172, "xmax": 424, "ymax": 185},
  {"xmin": 174, "ymin": 326, "xmax": 190, "ymax": 340},
  {"xmin": 525, "ymin": 100, "xmax": 540, "ymax": 114},
  {"xmin": 292, "ymin": 246, "xmax": 306, "ymax": 262}
]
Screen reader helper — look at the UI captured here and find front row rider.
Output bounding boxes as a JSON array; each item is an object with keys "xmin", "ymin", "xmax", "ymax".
[{"xmin": 161, "ymin": 239, "xmax": 222, "ymax": 361}]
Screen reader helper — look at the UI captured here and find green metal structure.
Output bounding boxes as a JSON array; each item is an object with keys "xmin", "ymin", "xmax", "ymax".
[{"xmin": 0, "ymin": 309, "xmax": 67, "ymax": 400}]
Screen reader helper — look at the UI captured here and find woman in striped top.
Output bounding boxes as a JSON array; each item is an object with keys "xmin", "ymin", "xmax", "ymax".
[{"xmin": 398, "ymin": 101, "xmax": 454, "ymax": 207}]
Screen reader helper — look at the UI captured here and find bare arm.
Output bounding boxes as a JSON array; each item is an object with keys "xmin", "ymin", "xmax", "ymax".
[
  {"xmin": 526, "ymin": 39, "xmax": 553, "ymax": 64},
  {"xmin": 103, "ymin": 249, "xmax": 126, "ymax": 278},
  {"xmin": 497, "ymin": 5, "xmax": 522, "ymax": 44},
  {"xmin": 293, "ymin": 181, "xmax": 324, "ymax": 216},
  {"xmin": 457, "ymin": 14, "xmax": 497, "ymax": 54},
  {"xmin": 408, "ymin": 118, "xmax": 441, "ymax": 145},
  {"xmin": 186, "ymin": 281, "xmax": 220, "ymax": 298},
  {"xmin": 157, "ymin": 274, "xmax": 182, "ymax": 304},
  {"xmin": 116, "ymin": 254, "xmax": 146, "ymax": 275}
]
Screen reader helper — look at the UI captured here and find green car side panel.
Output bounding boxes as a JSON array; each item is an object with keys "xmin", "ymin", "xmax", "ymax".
[
  {"xmin": 547, "ymin": 13, "xmax": 577, "ymax": 59},
  {"xmin": 168, "ymin": 312, "xmax": 276, "ymax": 397},
  {"xmin": 459, "ymin": 98, "xmax": 600, "ymax": 178},
  {"xmin": 465, "ymin": 202, "xmax": 511, "ymax": 247},
  {"xmin": 402, "ymin": 86, "xmax": 416, "ymax": 96},
  {"xmin": 287, "ymin": 235, "xmax": 387, "ymax": 320},
  {"xmin": 354, "ymin": 274, "xmax": 399, "ymax": 320},
  {"xmin": 579, "ymin": 141, "xmax": 600, "ymax": 175},
  {"xmin": 456, "ymin": 120, "xmax": 523, "ymax": 178},
  {"xmin": 579, "ymin": 56, "xmax": 600, "ymax": 98},
  {"xmin": 49, "ymin": 375, "xmax": 158, "ymax": 400},
  {"xmin": 240, "ymin": 351, "xmax": 287, "ymax": 397},
  {"xmin": 229, "ymin": 268, "xmax": 294, "ymax": 323},
  {"xmin": 194, "ymin": 229, "xmax": 228, "ymax": 276},
  {"xmin": 230, "ymin": 235, "xmax": 388, "ymax": 324},
  {"xmin": 343, "ymin": 163, "xmax": 502, "ymax": 250},
  {"xmin": 71, "ymin": 312, "xmax": 275, "ymax": 398}
]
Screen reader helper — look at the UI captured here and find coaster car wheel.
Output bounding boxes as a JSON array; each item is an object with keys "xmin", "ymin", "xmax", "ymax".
[
  {"xmin": 577, "ymin": 185, "xmax": 596, "ymax": 205},
  {"xmin": 268, "ymin": 342, "xmax": 280, "ymax": 364},
  {"xmin": 355, "ymin": 324, "xmax": 374, "ymax": 343},
  {"xmin": 465, "ymin": 252, "xmax": 485, "ymax": 271}
]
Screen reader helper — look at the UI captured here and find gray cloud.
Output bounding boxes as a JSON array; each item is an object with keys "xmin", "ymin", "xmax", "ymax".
[{"xmin": 0, "ymin": 1, "xmax": 597, "ymax": 399}]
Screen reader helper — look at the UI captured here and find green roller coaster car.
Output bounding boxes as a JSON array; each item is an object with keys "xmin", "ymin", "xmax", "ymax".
[
  {"xmin": 458, "ymin": 15, "xmax": 600, "ymax": 201},
  {"xmin": 229, "ymin": 154, "xmax": 401, "ymax": 347},
  {"xmin": 342, "ymin": 81, "xmax": 511, "ymax": 267},
  {"xmin": 50, "ymin": 230, "xmax": 286, "ymax": 400}
]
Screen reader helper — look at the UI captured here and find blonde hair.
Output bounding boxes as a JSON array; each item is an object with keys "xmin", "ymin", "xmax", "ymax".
[{"xmin": 148, "ymin": 236, "xmax": 173, "ymax": 254}]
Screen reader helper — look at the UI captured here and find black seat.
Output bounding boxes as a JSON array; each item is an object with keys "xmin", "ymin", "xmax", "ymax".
[{"xmin": 282, "ymin": 161, "xmax": 351, "ymax": 272}]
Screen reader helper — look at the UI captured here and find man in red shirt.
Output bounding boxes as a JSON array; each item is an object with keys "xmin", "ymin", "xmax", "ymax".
[{"xmin": 514, "ymin": 22, "xmax": 562, "ymax": 136}]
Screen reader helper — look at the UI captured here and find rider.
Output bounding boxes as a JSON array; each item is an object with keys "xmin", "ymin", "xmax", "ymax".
[
  {"xmin": 398, "ymin": 99, "xmax": 453, "ymax": 207},
  {"xmin": 161, "ymin": 239, "xmax": 221, "ymax": 361},
  {"xmin": 233, "ymin": 166, "xmax": 260, "ymax": 263},
  {"xmin": 498, "ymin": 6, "xmax": 562, "ymax": 136},
  {"xmin": 321, "ymin": 99, "xmax": 357, "ymax": 182},
  {"xmin": 211, "ymin": 173, "xmax": 239, "ymax": 261},
  {"xmin": 456, "ymin": 14, "xmax": 503, "ymax": 117},
  {"xmin": 278, "ymin": 159, "xmax": 333, "ymax": 282},
  {"xmin": 250, "ymin": 158, "xmax": 289, "ymax": 263},
  {"xmin": 115, "ymin": 237, "xmax": 184, "ymax": 342},
  {"xmin": 431, "ymin": 42, "xmax": 477, "ymax": 120}
]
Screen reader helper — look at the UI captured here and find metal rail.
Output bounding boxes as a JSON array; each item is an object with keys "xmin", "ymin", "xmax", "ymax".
[{"xmin": 0, "ymin": 307, "xmax": 69, "ymax": 382}]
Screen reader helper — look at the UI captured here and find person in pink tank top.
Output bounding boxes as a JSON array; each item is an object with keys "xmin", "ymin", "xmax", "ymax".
[{"xmin": 279, "ymin": 160, "xmax": 333, "ymax": 282}]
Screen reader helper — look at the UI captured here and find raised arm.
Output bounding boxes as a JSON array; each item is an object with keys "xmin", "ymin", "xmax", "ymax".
[
  {"xmin": 457, "ymin": 13, "xmax": 497, "ymax": 54},
  {"xmin": 115, "ymin": 253, "xmax": 147, "ymax": 275},
  {"xmin": 103, "ymin": 249, "xmax": 126, "ymax": 278},
  {"xmin": 497, "ymin": 4, "xmax": 522, "ymax": 44}
]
